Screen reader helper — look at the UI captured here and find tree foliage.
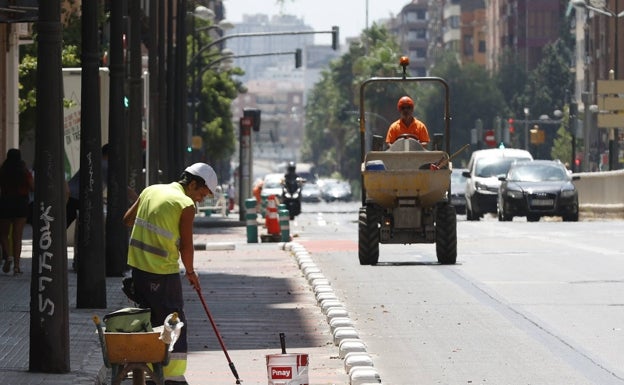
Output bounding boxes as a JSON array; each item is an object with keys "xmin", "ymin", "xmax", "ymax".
[
  {"xmin": 302, "ymin": 24, "xmax": 402, "ymax": 182},
  {"xmin": 302, "ymin": 16, "xmax": 574, "ymax": 179},
  {"xmin": 189, "ymin": 15, "xmax": 245, "ymax": 175},
  {"xmin": 422, "ymin": 52, "xmax": 507, "ymax": 164},
  {"xmin": 18, "ymin": 2, "xmax": 98, "ymax": 143}
]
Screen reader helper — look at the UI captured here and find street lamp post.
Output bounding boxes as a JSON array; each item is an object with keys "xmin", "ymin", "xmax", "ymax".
[
  {"xmin": 189, "ymin": 6, "xmax": 215, "ymax": 164},
  {"xmin": 523, "ymin": 107, "xmax": 529, "ymax": 150}
]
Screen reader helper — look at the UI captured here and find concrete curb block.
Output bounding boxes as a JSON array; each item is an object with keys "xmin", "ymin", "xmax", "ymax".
[
  {"xmin": 302, "ymin": 264, "xmax": 321, "ymax": 276},
  {"xmin": 320, "ymin": 299, "xmax": 344, "ymax": 314},
  {"xmin": 313, "ymin": 284, "xmax": 334, "ymax": 296},
  {"xmin": 349, "ymin": 366, "xmax": 382, "ymax": 385},
  {"xmin": 306, "ymin": 272, "xmax": 325, "ymax": 283},
  {"xmin": 333, "ymin": 326, "xmax": 359, "ymax": 345},
  {"xmin": 329, "ymin": 317, "xmax": 354, "ymax": 333},
  {"xmin": 316, "ymin": 292, "xmax": 339, "ymax": 303},
  {"xmin": 310, "ymin": 277, "xmax": 330, "ymax": 287},
  {"xmin": 339, "ymin": 338, "xmax": 367, "ymax": 358},
  {"xmin": 344, "ymin": 352, "xmax": 374, "ymax": 372}
]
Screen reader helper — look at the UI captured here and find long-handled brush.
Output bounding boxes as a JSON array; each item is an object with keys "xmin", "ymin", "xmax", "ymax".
[{"xmin": 195, "ymin": 287, "xmax": 242, "ymax": 384}]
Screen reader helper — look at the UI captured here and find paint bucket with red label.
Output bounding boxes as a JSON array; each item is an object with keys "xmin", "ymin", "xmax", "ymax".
[{"xmin": 266, "ymin": 353, "xmax": 309, "ymax": 385}]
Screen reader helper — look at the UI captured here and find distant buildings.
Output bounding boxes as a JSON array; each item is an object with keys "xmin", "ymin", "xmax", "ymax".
[{"xmin": 225, "ymin": 13, "xmax": 339, "ymax": 162}]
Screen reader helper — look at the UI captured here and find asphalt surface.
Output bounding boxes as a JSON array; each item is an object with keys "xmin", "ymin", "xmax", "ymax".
[{"xmin": 0, "ymin": 214, "xmax": 351, "ymax": 385}]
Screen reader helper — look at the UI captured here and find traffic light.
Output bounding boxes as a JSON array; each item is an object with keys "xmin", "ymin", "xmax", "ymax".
[
  {"xmin": 243, "ymin": 108, "xmax": 261, "ymax": 132},
  {"xmin": 331, "ymin": 26, "xmax": 339, "ymax": 50},
  {"xmin": 507, "ymin": 118, "xmax": 515, "ymax": 134},
  {"xmin": 295, "ymin": 49, "xmax": 302, "ymax": 68}
]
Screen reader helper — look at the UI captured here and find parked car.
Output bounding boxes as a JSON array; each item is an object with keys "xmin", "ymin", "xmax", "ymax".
[
  {"xmin": 463, "ymin": 148, "xmax": 533, "ymax": 221},
  {"xmin": 301, "ymin": 182, "xmax": 322, "ymax": 202},
  {"xmin": 320, "ymin": 180, "xmax": 352, "ymax": 202},
  {"xmin": 451, "ymin": 168, "xmax": 468, "ymax": 214},
  {"xmin": 497, "ymin": 159, "xmax": 580, "ymax": 222}
]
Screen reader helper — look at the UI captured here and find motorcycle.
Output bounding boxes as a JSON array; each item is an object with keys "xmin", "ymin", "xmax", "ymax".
[{"xmin": 282, "ymin": 176, "xmax": 304, "ymax": 219}]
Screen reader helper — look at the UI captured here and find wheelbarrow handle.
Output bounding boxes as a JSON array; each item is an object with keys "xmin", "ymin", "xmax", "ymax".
[{"xmin": 92, "ymin": 315, "xmax": 111, "ymax": 368}]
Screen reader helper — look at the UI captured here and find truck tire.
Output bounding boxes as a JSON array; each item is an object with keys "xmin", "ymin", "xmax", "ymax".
[
  {"xmin": 358, "ymin": 206, "xmax": 379, "ymax": 265},
  {"xmin": 435, "ymin": 203, "xmax": 457, "ymax": 264}
]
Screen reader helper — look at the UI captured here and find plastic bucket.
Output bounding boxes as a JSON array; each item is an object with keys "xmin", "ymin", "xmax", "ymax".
[{"xmin": 266, "ymin": 353, "xmax": 309, "ymax": 385}]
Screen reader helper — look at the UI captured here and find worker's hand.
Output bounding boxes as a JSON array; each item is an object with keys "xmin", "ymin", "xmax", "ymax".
[{"xmin": 186, "ymin": 271, "xmax": 201, "ymax": 291}]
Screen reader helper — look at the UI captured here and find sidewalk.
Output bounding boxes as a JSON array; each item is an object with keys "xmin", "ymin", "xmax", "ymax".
[{"xmin": 0, "ymin": 216, "xmax": 349, "ymax": 385}]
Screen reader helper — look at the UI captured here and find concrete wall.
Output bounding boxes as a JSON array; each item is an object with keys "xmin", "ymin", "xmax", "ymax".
[{"xmin": 573, "ymin": 169, "xmax": 624, "ymax": 217}]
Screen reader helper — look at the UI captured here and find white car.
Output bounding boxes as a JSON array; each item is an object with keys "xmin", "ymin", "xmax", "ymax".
[
  {"xmin": 463, "ymin": 148, "xmax": 533, "ymax": 221},
  {"xmin": 260, "ymin": 173, "xmax": 284, "ymax": 202}
]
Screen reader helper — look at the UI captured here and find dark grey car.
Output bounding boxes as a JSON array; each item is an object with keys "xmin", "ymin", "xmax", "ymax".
[{"xmin": 497, "ymin": 160, "xmax": 580, "ymax": 222}]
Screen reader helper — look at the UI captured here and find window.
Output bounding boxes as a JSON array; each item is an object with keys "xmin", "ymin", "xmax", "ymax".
[{"xmin": 463, "ymin": 35, "xmax": 474, "ymax": 56}]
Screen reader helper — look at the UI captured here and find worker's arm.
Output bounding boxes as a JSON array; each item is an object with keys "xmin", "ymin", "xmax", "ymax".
[
  {"xmin": 179, "ymin": 205, "xmax": 200, "ymax": 290},
  {"xmin": 122, "ymin": 198, "xmax": 140, "ymax": 227}
]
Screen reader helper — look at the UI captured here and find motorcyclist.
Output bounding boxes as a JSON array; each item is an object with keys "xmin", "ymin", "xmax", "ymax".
[
  {"xmin": 283, "ymin": 162, "xmax": 300, "ymax": 192},
  {"xmin": 282, "ymin": 162, "xmax": 303, "ymax": 219}
]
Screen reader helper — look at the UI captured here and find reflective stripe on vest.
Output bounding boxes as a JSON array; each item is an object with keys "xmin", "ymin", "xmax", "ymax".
[
  {"xmin": 135, "ymin": 217, "xmax": 175, "ymax": 240},
  {"xmin": 129, "ymin": 238, "xmax": 168, "ymax": 257}
]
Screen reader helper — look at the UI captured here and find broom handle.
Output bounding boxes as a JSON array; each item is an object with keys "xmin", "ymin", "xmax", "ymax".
[{"xmin": 195, "ymin": 287, "xmax": 242, "ymax": 383}]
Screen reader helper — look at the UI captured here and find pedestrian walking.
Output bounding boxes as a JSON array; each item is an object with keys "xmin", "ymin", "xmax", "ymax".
[
  {"xmin": 122, "ymin": 162, "xmax": 217, "ymax": 385},
  {"xmin": 0, "ymin": 149, "xmax": 34, "ymax": 275},
  {"xmin": 227, "ymin": 183, "xmax": 236, "ymax": 211}
]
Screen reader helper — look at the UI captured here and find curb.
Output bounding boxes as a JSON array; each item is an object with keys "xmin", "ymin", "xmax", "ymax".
[{"xmin": 281, "ymin": 242, "xmax": 383, "ymax": 385}]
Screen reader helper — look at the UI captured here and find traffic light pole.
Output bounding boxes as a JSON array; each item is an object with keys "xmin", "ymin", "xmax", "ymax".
[
  {"xmin": 189, "ymin": 26, "xmax": 339, "ymax": 69},
  {"xmin": 197, "ymin": 50, "xmax": 303, "ymax": 78}
]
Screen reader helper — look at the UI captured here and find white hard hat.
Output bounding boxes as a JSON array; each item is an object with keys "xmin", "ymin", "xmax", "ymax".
[{"xmin": 184, "ymin": 163, "xmax": 218, "ymax": 194}]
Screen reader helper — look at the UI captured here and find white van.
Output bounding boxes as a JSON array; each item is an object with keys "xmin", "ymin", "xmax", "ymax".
[{"xmin": 462, "ymin": 148, "xmax": 533, "ymax": 220}]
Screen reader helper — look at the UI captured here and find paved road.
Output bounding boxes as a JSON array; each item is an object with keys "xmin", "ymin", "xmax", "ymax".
[{"xmin": 293, "ymin": 206, "xmax": 624, "ymax": 385}]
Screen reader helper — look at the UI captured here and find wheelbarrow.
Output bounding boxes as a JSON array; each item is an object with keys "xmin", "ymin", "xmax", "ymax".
[{"xmin": 93, "ymin": 311, "xmax": 182, "ymax": 385}]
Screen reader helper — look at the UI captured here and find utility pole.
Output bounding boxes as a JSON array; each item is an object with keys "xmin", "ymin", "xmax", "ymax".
[
  {"xmin": 128, "ymin": 0, "xmax": 145, "ymax": 193},
  {"xmin": 147, "ymin": 0, "xmax": 160, "ymax": 185},
  {"xmin": 608, "ymin": 0, "xmax": 620, "ymax": 170},
  {"xmin": 76, "ymin": 0, "xmax": 106, "ymax": 308},
  {"xmin": 106, "ymin": 0, "xmax": 130, "ymax": 276},
  {"xmin": 30, "ymin": 0, "xmax": 70, "ymax": 372}
]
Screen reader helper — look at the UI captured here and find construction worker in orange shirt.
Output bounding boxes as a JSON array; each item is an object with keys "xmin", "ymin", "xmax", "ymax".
[{"xmin": 385, "ymin": 96, "xmax": 430, "ymax": 145}]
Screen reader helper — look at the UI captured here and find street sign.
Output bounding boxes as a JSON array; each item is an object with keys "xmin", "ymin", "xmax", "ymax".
[
  {"xmin": 530, "ymin": 128, "xmax": 545, "ymax": 144},
  {"xmin": 241, "ymin": 116, "xmax": 253, "ymax": 129},
  {"xmin": 484, "ymin": 129, "xmax": 496, "ymax": 147},
  {"xmin": 596, "ymin": 80, "xmax": 624, "ymax": 129},
  {"xmin": 599, "ymin": 97, "xmax": 624, "ymax": 111},
  {"xmin": 597, "ymin": 114, "xmax": 624, "ymax": 128},
  {"xmin": 597, "ymin": 80, "xmax": 624, "ymax": 94}
]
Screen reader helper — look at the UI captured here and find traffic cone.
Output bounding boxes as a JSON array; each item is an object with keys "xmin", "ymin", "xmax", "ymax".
[{"xmin": 265, "ymin": 195, "xmax": 281, "ymax": 236}]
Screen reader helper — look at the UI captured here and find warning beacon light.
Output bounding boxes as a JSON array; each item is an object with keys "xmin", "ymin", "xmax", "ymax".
[{"xmin": 400, "ymin": 56, "xmax": 410, "ymax": 78}]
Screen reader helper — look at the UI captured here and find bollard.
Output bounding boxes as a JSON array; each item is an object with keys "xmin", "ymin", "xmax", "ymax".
[
  {"xmin": 245, "ymin": 198, "xmax": 258, "ymax": 243},
  {"xmin": 278, "ymin": 208, "xmax": 290, "ymax": 242}
]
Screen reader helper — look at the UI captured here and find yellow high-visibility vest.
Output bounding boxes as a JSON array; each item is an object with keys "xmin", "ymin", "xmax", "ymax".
[{"xmin": 127, "ymin": 182, "xmax": 194, "ymax": 274}]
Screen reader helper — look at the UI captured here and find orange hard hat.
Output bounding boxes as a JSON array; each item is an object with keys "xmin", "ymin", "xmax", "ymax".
[{"xmin": 397, "ymin": 96, "xmax": 414, "ymax": 110}]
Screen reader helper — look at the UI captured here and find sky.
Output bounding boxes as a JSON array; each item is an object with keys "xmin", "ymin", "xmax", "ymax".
[{"xmin": 223, "ymin": 0, "xmax": 413, "ymax": 44}]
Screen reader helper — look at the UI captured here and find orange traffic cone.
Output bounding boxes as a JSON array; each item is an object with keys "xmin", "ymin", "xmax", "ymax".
[{"xmin": 265, "ymin": 195, "xmax": 281, "ymax": 236}]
